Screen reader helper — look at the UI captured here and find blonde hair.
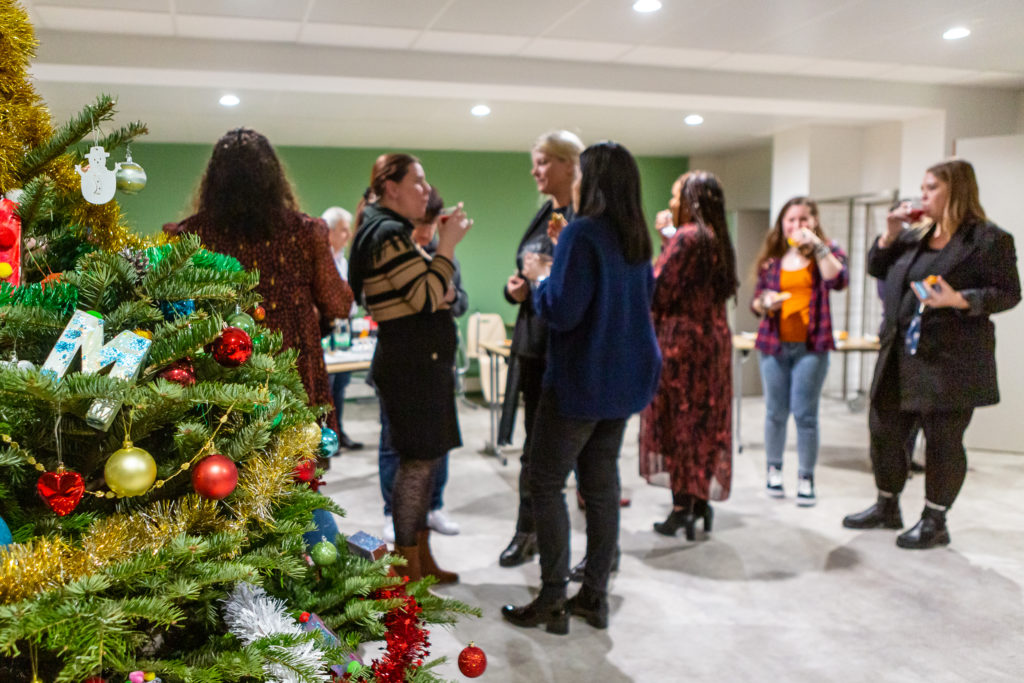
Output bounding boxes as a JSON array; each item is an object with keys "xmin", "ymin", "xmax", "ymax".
[
  {"xmin": 926, "ymin": 158, "xmax": 986, "ymax": 235},
  {"xmin": 532, "ymin": 130, "xmax": 584, "ymax": 164}
]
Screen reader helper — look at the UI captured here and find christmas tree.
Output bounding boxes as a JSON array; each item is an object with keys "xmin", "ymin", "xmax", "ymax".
[{"xmin": 0, "ymin": 2, "xmax": 476, "ymax": 681}]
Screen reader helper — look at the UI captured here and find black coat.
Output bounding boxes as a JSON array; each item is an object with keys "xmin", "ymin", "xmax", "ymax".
[
  {"xmin": 869, "ymin": 220, "xmax": 1020, "ymax": 411},
  {"xmin": 505, "ymin": 200, "xmax": 574, "ymax": 358}
]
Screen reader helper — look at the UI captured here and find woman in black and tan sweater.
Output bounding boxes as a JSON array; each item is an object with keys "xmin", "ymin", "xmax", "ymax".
[{"xmin": 348, "ymin": 153, "xmax": 472, "ymax": 581}]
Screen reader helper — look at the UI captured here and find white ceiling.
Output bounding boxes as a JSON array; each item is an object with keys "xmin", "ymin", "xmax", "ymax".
[{"xmin": 20, "ymin": 0, "xmax": 1024, "ymax": 155}]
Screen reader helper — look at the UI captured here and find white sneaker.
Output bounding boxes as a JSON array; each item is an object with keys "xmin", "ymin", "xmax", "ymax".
[
  {"xmin": 766, "ymin": 466, "xmax": 784, "ymax": 498},
  {"xmin": 796, "ymin": 475, "xmax": 817, "ymax": 507},
  {"xmin": 427, "ymin": 509, "xmax": 461, "ymax": 535},
  {"xmin": 382, "ymin": 514, "xmax": 395, "ymax": 544}
]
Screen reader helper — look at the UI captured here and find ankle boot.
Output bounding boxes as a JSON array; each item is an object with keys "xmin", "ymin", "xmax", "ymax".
[
  {"xmin": 501, "ymin": 586, "xmax": 569, "ymax": 635},
  {"xmin": 499, "ymin": 531, "xmax": 537, "ymax": 567},
  {"xmin": 394, "ymin": 543, "xmax": 422, "ymax": 582},
  {"xmin": 693, "ymin": 498, "xmax": 714, "ymax": 533},
  {"xmin": 842, "ymin": 494, "xmax": 903, "ymax": 529},
  {"xmin": 566, "ymin": 584, "xmax": 609, "ymax": 629},
  {"xmin": 569, "ymin": 546, "xmax": 620, "ymax": 583},
  {"xmin": 653, "ymin": 508, "xmax": 695, "ymax": 539},
  {"xmin": 417, "ymin": 529, "xmax": 458, "ymax": 584},
  {"xmin": 896, "ymin": 506, "xmax": 950, "ymax": 549}
]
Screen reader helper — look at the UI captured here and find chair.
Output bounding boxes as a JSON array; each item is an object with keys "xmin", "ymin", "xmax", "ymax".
[{"xmin": 466, "ymin": 312, "xmax": 508, "ymax": 404}]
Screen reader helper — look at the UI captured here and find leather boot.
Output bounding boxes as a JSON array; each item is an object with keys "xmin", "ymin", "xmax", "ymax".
[
  {"xmin": 842, "ymin": 494, "xmax": 903, "ymax": 529},
  {"xmin": 566, "ymin": 584, "xmax": 609, "ymax": 629},
  {"xmin": 896, "ymin": 506, "xmax": 950, "ymax": 549},
  {"xmin": 394, "ymin": 543, "xmax": 422, "ymax": 582},
  {"xmin": 501, "ymin": 585, "xmax": 569, "ymax": 635},
  {"xmin": 417, "ymin": 529, "xmax": 458, "ymax": 584},
  {"xmin": 499, "ymin": 531, "xmax": 537, "ymax": 567}
]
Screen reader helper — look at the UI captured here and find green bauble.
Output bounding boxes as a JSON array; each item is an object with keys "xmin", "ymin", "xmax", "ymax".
[
  {"xmin": 226, "ymin": 311, "xmax": 256, "ymax": 336},
  {"xmin": 310, "ymin": 540, "xmax": 338, "ymax": 566},
  {"xmin": 115, "ymin": 161, "xmax": 147, "ymax": 194}
]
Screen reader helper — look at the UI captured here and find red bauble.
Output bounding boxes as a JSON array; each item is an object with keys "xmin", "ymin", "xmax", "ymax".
[
  {"xmin": 211, "ymin": 326, "xmax": 253, "ymax": 367},
  {"xmin": 292, "ymin": 458, "xmax": 316, "ymax": 483},
  {"xmin": 458, "ymin": 643, "xmax": 487, "ymax": 678},
  {"xmin": 37, "ymin": 468, "xmax": 85, "ymax": 516},
  {"xmin": 158, "ymin": 358, "xmax": 197, "ymax": 386},
  {"xmin": 191, "ymin": 453, "xmax": 239, "ymax": 500}
]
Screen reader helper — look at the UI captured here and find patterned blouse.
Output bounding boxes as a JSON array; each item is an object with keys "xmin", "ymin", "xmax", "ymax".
[{"xmin": 169, "ymin": 211, "xmax": 353, "ymax": 422}]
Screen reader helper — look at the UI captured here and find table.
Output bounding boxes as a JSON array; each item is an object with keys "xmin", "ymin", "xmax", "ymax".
[
  {"xmin": 732, "ymin": 334, "xmax": 881, "ymax": 453},
  {"xmin": 479, "ymin": 340, "xmax": 511, "ymax": 465}
]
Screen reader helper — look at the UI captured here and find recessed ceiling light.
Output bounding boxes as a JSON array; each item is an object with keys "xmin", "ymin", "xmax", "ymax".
[
  {"xmin": 219, "ymin": 94, "xmax": 240, "ymax": 107},
  {"xmin": 633, "ymin": 0, "xmax": 662, "ymax": 12},
  {"xmin": 943, "ymin": 26, "xmax": 970, "ymax": 40},
  {"xmin": 684, "ymin": 114, "xmax": 704, "ymax": 126},
  {"xmin": 471, "ymin": 104, "xmax": 491, "ymax": 117}
]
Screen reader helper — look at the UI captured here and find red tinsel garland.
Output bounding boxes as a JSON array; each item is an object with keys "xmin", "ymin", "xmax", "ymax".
[{"xmin": 369, "ymin": 581, "xmax": 431, "ymax": 682}]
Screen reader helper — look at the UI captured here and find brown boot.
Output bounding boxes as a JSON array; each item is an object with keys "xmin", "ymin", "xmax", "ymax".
[
  {"xmin": 394, "ymin": 543, "xmax": 422, "ymax": 582},
  {"xmin": 417, "ymin": 529, "xmax": 459, "ymax": 584}
]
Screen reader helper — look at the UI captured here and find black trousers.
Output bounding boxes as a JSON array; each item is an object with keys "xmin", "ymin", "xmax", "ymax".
[
  {"xmin": 869, "ymin": 403, "xmax": 974, "ymax": 508},
  {"xmin": 514, "ymin": 355, "xmax": 545, "ymax": 534},
  {"xmin": 530, "ymin": 389, "xmax": 626, "ymax": 595}
]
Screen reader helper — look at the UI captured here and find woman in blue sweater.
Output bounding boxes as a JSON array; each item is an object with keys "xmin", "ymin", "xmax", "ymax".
[{"xmin": 501, "ymin": 141, "xmax": 661, "ymax": 634}]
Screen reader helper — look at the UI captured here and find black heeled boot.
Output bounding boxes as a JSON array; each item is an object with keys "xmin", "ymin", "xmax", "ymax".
[
  {"xmin": 501, "ymin": 586, "xmax": 569, "ymax": 634},
  {"xmin": 569, "ymin": 546, "xmax": 620, "ymax": 583},
  {"xmin": 842, "ymin": 493, "xmax": 903, "ymax": 529},
  {"xmin": 499, "ymin": 531, "xmax": 537, "ymax": 567},
  {"xmin": 896, "ymin": 506, "xmax": 950, "ymax": 549},
  {"xmin": 566, "ymin": 584, "xmax": 609, "ymax": 629},
  {"xmin": 693, "ymin": 498, "xmax": 714, "ymax": 533},
  {"xmin": 653, "ymin": 508, "xmax": 697, "ymax": 539}
]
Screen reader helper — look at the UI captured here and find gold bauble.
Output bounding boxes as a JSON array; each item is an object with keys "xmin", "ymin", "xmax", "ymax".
[
  {"xmin": 301, "ymin": 421, "xmax": 322, "ymax": 445},
  {"xmin": 104, "ymin": 442, "xmax": 157, "ymax": 497}
]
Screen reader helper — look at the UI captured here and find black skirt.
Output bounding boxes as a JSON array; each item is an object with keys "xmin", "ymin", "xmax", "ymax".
[{"xmin": 372, "ymin": 310, "xmax": 461, "ymax": 460}]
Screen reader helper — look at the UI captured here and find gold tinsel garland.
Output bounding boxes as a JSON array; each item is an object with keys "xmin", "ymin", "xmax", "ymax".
[{"xmin": 0, "ymin": 425, "xmax": 321, "ymax": 604}]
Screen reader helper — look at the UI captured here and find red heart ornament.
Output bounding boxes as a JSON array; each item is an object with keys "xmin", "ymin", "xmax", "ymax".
[{"xmin": 37, "ymin": 469, "xmax": 85, "ymax": 516}]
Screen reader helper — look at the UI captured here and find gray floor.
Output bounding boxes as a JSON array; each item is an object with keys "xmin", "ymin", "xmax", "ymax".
[{"xmin": 319, "ymin": 391, "xmax": 1024, "ymax": 682}]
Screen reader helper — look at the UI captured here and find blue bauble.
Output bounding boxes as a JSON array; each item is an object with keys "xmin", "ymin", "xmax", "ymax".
[
  {"xmin": 320, "ymin": 427, "xmax": 340, "ymax": 457},
  {"xmin": 159, "ymin": 299, "xmax": 196, "ymax": 321},
  {"xmin": 0, "ymin": 516, "xmax": 12, "ymax": 546}
]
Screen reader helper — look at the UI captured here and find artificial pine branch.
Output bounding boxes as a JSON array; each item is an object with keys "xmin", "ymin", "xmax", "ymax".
[
  {"xmin": 16, "ymin": 94, "xmax": 117, "ymax": 183},
  {"xmin": 95, "ymin": 121, "xmax": 150, "ymax": 159}
]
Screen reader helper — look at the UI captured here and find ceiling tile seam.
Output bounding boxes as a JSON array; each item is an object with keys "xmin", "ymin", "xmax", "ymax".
[
  {"xmin": 516, "ymin": 0, "xmax": 593, "ymax": 56},
  {"xmin": 415, "ymin": 0, "xmax": 460, "ymax": 48},
  {"xmin": 297, "ymin": 0, "xmax": 318, "ymax": 43}
]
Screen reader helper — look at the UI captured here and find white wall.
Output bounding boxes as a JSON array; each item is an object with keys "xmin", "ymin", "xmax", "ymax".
[
  {"xmin": 690, "ymin": 145, "xmax": 772, "ymax": 211},
  {"xmin": 770, "ymin": 128, "xmax": 811, "ymax": 219},
  {"xmin": 899, "ymin": 113, "xmax": 946, "ymax": 197},
  {"xmin": 860, "ymin": 122, "xmax": 901, "ymax": 195},
  {"xmin": 957, "ymin": 134, "xmax": 1024, "ymax": 454}
]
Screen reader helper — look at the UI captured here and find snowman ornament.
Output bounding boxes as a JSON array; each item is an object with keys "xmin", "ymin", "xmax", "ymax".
[{"xmin": 75, "ymin": 145, "xmax": 120, "ymax": 205}]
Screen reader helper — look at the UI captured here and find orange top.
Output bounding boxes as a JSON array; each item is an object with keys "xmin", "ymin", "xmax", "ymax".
[{"xmin": 779, "ymin": 265, "xmax": 814, "ymax": 342}]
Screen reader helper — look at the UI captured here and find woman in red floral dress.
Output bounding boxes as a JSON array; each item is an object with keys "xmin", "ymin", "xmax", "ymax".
[{"xmin": 639, "ymin": 170, "xmax": 738, "ymax": 540}]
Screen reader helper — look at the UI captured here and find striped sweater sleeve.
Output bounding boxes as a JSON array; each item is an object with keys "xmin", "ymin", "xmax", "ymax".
[{"xmin": 362, "ymin": 235, "xmax": 455, "ymax": 322}]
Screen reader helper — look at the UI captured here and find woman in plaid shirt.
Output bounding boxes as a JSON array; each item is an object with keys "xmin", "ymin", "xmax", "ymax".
[{"xmin": 751, "ymin": 197, "xmax": 848, "ymax": 506}]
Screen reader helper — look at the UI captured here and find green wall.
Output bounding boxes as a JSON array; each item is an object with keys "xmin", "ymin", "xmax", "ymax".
[{"xmin": 117, "ymin": 143, "xmax": 687, "ymax": 329}]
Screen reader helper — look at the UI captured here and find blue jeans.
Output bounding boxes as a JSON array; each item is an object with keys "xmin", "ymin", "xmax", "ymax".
[
  {"xmin": 759, "ymin": 343, "xmax": 830, "ymax": 477},
  {"xmin": 378, "ymin": 400, "xmax": 449, "ymax": 516},
  {"xmin": 330, "ymin": 372, "xmax": 352, "ymax": 432}
]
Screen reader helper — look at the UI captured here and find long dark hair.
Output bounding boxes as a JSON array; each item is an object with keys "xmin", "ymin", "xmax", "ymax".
[
  {"xmin": 753, "ymin": 196, "xmax": 827, "ymax": 274},
  {"xmin": 196, "ymin": 128, "xmax": 297, "ymax": 238},
  {"xmin": 680, "ymin": 171, "xmax": 738, "ymax": 302},
  {"xmin": 577, "ymin": 141, "xmax": 651, "ymax": 264}
]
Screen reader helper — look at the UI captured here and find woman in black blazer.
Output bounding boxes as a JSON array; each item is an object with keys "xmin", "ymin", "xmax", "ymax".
[
  {"xmin": 497, "ymin": 130, "xmax": 584, "ymax": 568},
  {"xmin": 843, "ymin": 159, "xmax": 1020, "ymax": 549}
]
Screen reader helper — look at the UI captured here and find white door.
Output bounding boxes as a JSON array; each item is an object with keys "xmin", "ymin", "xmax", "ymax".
[{"xmin": 956, "ymin": 134, "xmax": 1024, "ymax": 454}]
